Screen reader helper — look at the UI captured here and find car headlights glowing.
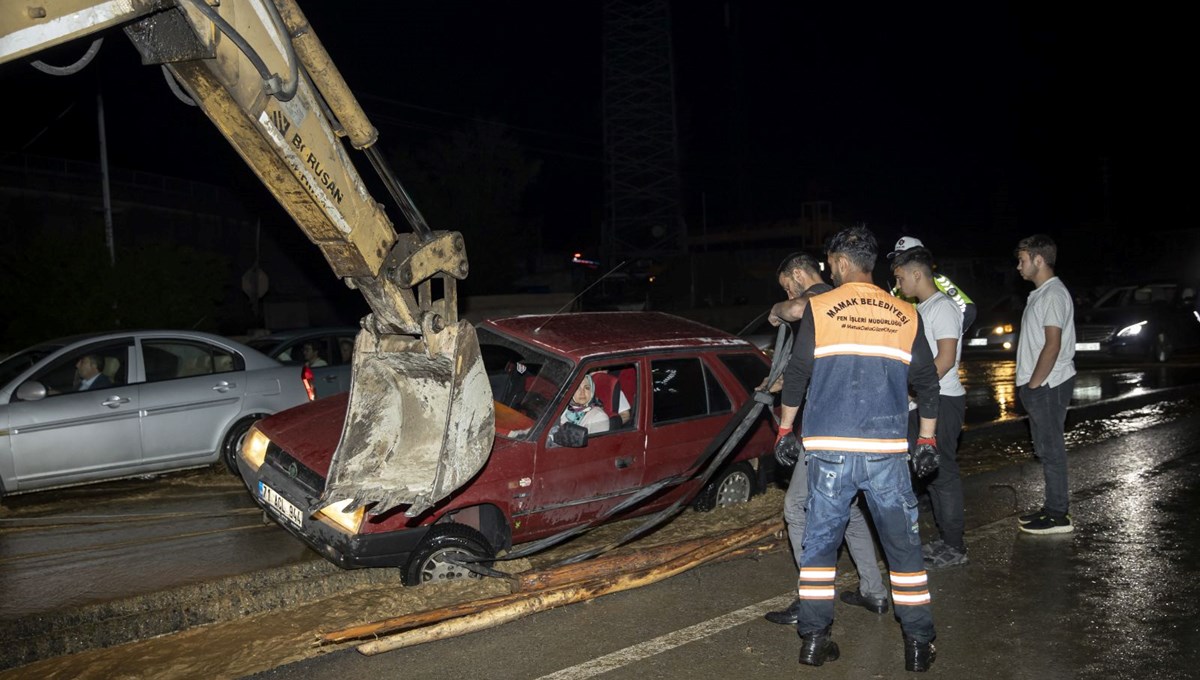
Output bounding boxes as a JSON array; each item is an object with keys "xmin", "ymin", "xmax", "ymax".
[
  {"xmin": 241, "ymin": 426, "xmax": 271, "ymax": 470},
  {"xmin": 993, "ymin": 324, "xmax": 1013, "ymax": 335},
  {"xmin": 318, "ymin": 499, "xmax": 365, "ymax": 534},
  {"xmin": 1117, "ymin": 321, "xmax": 1148, "ymax": 337}
]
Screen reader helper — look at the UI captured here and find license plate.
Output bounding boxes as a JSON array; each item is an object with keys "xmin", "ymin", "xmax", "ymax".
[
  {"xmin": 1075, "ymin": 342, "xmax": 1100, "ymax": 351},
  {"xmin": 968, "ymin": 338, "xmax": 987, "ymax": 346},
  {"xmin": 259, "ymin": 481, "xmax": 304, "ymax": 528}
]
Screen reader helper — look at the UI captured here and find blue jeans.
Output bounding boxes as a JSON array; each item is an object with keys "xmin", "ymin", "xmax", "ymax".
[
  {"xmin": 1019, "ymin": 377, "xmax": 1075, "ymax": 517},
  {"xmin": 784, "ymin": 456, "xmax": 886, "ymax": 599},
  {"xmin": 796, "ymin": 451, "xmax": 935, "ymax": 642}
]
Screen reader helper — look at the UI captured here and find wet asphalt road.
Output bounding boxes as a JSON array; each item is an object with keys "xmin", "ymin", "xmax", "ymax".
[
  {"xmin": 2, "ymin": 358, "xmax": 1200, "ymax": 621},
  {"xmin": 250, "ymin": 402, "xmax": 1200, "ymax": 680}
]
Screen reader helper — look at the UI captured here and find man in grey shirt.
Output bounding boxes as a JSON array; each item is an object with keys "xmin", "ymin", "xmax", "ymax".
[{"xmin": 1014, "ymin": 234, "xmax": 1077, "ymax": 535}]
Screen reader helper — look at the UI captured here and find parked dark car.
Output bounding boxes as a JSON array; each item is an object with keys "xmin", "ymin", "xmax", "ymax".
[
  {"xmin": 1074, "ymin": 283, "xmax": 1200, "ymax": 362},
  {"xmin": 237, "ymin": 312, "xmax": 775, "ymax": 585},
  {"xmin": 964, "ymin": 295, "xmax": 1024, "ymax": 354},
  {"xmin": 245, "ymin": 327, "xmax": 358, "ymax": 399}
]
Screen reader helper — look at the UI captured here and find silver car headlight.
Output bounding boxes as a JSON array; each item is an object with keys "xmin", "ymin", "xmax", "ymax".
[{"xmin": 1116, "ymin": 321, "xmax": 1147, "ymax": 337}]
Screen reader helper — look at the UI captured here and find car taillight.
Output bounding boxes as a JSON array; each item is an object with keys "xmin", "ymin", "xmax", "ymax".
[{"xmin": 301, "ymin": 365, "xmax": 315, "ymax": 401}]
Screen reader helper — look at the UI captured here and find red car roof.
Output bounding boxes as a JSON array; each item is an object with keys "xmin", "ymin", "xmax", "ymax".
[{"xmin": 481, "ymin": 312, "xmax": 752, "ymax": 362}]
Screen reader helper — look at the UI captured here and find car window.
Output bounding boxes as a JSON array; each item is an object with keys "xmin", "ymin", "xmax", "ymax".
[
  {"xmin": 582, "ymin": 362, "xmax": 639, "ymax": 433},
  {"xmin": 20, "ymin": 339, "xmax": 134, "ymax": 398},
  {"xmin": 718, "ymin": 353, "xmax": 769, "ymax": 394},
  {"xmin": 479, "ymin": 327, "xmax": 572, "ymax": 438},
  {"xmin": 651, "ymin": 357, "xmax": 732, "ymax": 424},
  {"xmin": 142, "ymin": 340, "xmax": 242, "ymax": 383},
  {"xmin": 334, "ymin": 335, "xmax": 356, "ymax": 365}
]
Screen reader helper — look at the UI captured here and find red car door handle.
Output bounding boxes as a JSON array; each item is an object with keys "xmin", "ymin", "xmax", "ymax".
[{"xmin": 615, "ymin": 457, "xmax": 633, "ymax": 469}]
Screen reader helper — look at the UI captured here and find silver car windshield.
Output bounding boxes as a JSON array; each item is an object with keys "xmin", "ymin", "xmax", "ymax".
[{"xmin": 0, "ymin": 346, "xmax": 60, "ymax": 387}]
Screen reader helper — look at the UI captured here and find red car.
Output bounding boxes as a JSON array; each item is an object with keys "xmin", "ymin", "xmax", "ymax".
[{"xmin": 236, "ymin": 312, "xmax": 775, "ymax": 585}]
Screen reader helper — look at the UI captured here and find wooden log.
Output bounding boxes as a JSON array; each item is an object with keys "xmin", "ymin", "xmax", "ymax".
[
  {"xmin": 320, "ymin": 538, "xmax": 708, "ymax": 645},
  {"xmin": 320, "ymin": 521, "xmax": 781, "ymax": 645},
  {"xmin": 515, "ymin": 534, "xmax": 716, "ymax": 592},
  {"xmin": 356, "ymin": 517, "xmax": 782, "ymax": 655}
]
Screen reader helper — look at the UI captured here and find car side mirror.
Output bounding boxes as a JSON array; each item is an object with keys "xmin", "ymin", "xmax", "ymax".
[
  {"xmin": 16, "ymin": 381, "xmax": 47, "ymax": 401},
  {"xmin": 552, "ymin": 422, "xmax": 589, "ymax": 448}
]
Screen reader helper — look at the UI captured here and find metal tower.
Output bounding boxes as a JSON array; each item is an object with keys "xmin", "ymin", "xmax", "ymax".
[{"xmin": 601, "ymin": 0, "xmax": 685, "ymax": 268}]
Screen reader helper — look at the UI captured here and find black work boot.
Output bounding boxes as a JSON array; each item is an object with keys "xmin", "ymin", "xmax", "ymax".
[
  {"xmin": 904, "ymin": 635, "xmax": 936, "ymax": 672},
  {"xmin": 798, "ymin": 625, "xmax": 840, "ymax": 667},
  {"xmin": 763, "ymin": 599, "xmax": 803, "ymax": 625}
]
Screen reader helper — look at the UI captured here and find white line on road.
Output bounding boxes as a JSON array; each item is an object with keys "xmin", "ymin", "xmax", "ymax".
[{"xmin": 533, "ymin": 593, "xmax": 795, "ymax": 680}]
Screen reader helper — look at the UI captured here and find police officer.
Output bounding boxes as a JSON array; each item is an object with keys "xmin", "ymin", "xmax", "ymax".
[{"xmin": 889, "ymin": 236, "xmax": 976, "ymax": 332}]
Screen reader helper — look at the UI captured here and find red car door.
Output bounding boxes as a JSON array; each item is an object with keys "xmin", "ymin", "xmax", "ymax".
[{"xmin": 524, "ymin": 361, "xmax": 646, "ymax": 536}]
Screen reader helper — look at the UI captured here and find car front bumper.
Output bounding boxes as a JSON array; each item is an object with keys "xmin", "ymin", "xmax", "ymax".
[{"xmin": 238, "ymin": 454, "xmax": 429, "ymax": 569}]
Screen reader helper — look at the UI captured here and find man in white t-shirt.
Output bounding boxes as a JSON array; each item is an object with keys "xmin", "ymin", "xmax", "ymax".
[
  {"xmin": 893, "ymin": 247, "xmax": 968, "ymax": 568},
  {"xmin": 1013, "ymin": 234, "xmax": 1076, "ymax": 535}
]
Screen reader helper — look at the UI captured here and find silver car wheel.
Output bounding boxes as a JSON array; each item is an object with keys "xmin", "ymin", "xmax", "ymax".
[
  {"xmin": 418, "ymin": 547, "xmax": 482, "ymax": 583},
  {"xmin": 715, "ymin": 470, "xmax": 753, "ymax": 507}
]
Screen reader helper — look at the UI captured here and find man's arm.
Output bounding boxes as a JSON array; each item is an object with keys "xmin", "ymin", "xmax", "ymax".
[
  {"xmin": 908, "ymin": 316, "xmax": 939, "ymax": 438},
  {"xmin": 1028, "ymin": 325, "xmax": 1062, "ymax": 389},
  {"xmin": 768, "ymin": 296, "xmax": 810, "ymax": 326},
  {"xmin": 932, "ymin": 337, "xmax": 958, "ymax": 379},
  {"xmin": 778, "ymin": 306, "xmax": 816, "ymax": 429}
]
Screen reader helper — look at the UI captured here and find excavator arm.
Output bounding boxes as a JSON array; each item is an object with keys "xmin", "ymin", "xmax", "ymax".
[{"xmin": 0, "ymin": 0, "xmax": 495, "ymax": 515}]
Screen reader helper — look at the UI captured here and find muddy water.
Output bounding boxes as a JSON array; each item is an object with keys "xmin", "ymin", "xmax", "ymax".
[{"xmin": 5, "ymin": 396, "xmax": 1200, "ymax": 679}]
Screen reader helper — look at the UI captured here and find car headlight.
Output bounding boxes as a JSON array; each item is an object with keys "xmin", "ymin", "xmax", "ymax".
[
  {"xmin": 318, "ymin": 499, "xmax": 365, "ymax": 534},
  {"xmin": 240, "ymin": 426, "xmax": 271, "ymax": 470},
  {"xmin": 1117, "ymin": 321, "xmax": 1148, "ymax": 337},
  {"xmin": 993, "ymin": 324, "xmax": 1013, "ymax": 335}
]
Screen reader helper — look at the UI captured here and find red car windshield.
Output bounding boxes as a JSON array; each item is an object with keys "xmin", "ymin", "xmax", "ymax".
[{"xmin": 478, "ymin": 327, "xmax": 572, "ymax": 439}]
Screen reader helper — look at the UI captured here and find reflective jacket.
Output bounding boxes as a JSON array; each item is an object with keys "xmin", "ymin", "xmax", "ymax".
[
  {"xmin": 892, "ymin": 273, "xmax": 973, "ymax": 315},
  {"xmin": 783, "ymin": 281, "xmax": 940, "ymax": 453}
]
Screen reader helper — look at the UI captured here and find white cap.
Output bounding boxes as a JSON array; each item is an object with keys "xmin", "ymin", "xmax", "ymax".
[{"xmin": 888, "ymin": 236, "xmax": 924, "ymax": 258}]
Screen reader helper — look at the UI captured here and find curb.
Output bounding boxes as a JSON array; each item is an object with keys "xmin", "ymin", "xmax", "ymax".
[{"xmin": 0, "ymin": 556, "xmax": 402, "ymax": 670}]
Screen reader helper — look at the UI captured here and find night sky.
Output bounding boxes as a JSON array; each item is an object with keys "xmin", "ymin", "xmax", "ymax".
[{"xmin": 2, "ymin": 1, "xmax": 1192, "ymax": 260}]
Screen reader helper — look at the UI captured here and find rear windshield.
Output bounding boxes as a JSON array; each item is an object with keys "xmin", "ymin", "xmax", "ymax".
[{"xmin": 718, "ymin": 352, "xmax": 770, "ymax": 394}]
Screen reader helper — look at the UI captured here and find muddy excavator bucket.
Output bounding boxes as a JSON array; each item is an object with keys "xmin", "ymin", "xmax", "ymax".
[{"xmin": 321, "ymin": 321, "xmax": 495, "ymax": 517}]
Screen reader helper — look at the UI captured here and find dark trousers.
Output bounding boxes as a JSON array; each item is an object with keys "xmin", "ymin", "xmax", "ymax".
[
  {"xmin": 908, "ymin": 394, "xmax": 967, "ymax": 551},
  {"xmin": 1019, "ymin": 377, "xmax": 1075, "ymax": 516}
]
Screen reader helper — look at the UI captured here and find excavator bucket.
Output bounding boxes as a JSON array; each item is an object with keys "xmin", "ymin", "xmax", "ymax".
[{"xmin": 321, "ymin": 321, "xmax": 495, "ymax": 517}]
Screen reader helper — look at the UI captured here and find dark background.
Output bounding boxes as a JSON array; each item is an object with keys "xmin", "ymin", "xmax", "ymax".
[{"xmin": 1, "ymin": 1, "xmax": 1196, "ymax": 345}]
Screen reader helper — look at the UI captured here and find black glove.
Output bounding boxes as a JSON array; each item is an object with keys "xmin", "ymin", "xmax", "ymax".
[
  {"xmin": 774, "ymin": 430, "xmax": 801, "ymax": 467},
  {"xmin": 911, "ymin": 437, "xmax": 939, "ymax": 478}
]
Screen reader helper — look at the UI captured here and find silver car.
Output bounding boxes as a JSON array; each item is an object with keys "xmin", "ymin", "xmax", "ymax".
[{"xmin": 0, "ymin": 330, "xmax": 311, "ymax": 497}]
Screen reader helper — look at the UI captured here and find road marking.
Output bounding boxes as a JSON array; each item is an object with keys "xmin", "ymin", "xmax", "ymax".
[{"xmin": 533, "ymin": 593, "xmax": 795, "ymax": 680}]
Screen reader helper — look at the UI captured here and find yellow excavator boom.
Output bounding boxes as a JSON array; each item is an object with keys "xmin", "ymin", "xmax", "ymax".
[{"xmin": 0, "ymin": 0, "xmax": 495, "ymax": 515}]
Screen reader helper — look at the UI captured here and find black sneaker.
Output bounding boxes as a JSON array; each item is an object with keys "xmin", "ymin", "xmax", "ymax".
[
  {"xmin": 1019, "ymin": 513, "xmax": 1073, "ymax": 535},
  {"xmin": 925, "ymin": 544, "xmax": 969, "ymax": 569},
  {"xmin": 1018, "ymin": 508, "xmax": 1047, "ymax": 525},
  {"xmin": 921, "ymin": 538, "xmax": 947, "ymax": 559}
]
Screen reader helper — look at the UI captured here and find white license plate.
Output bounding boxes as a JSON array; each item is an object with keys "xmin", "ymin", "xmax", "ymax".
[
  {"xmin": 968, "ymin": 338, "xmax": 988, "ymax": 346},
  {"xmin": 259, "ymin": 481, "xmax": 304, "ymax": 528},
  {"xmin": 1075, "ymin": 342, "xmax": 1100, "ymax": 351}
]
